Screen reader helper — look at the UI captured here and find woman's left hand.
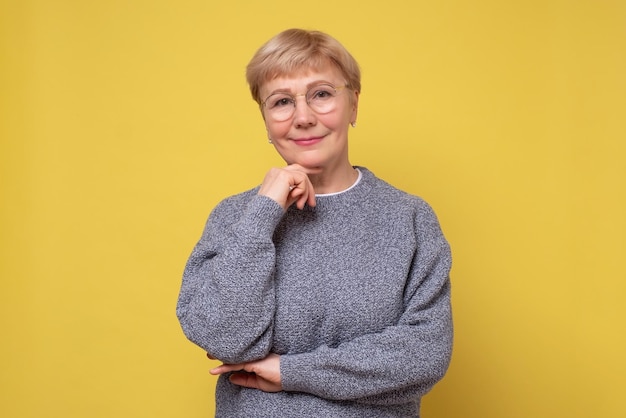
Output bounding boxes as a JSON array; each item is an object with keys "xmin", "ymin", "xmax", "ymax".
[{"xmin": 209, "ymin": 353, "xmax": 282, "ymax": 393}]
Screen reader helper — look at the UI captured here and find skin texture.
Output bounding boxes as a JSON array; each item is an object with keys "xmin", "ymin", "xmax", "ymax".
[
  {"xmin": 210, "ymin": 353, "xmax": 282, "ymax": 392},
  {"xmin": 260, "ymin": 65, "xmax": 360, "ymax": 197},
  {"xmin": 208, "ymin": 65, "xmax": 360, "ymax": 392}
]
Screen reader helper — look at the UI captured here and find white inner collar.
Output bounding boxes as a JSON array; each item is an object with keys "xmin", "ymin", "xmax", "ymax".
[{"xmin": 315, "ymin": 168, "xmax": 362, "ymax": 197}]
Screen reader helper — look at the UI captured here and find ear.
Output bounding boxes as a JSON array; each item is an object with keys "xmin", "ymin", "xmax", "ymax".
[{"xmin": 351, "ymin": 90, "xmax": 360, "ymax": 125}]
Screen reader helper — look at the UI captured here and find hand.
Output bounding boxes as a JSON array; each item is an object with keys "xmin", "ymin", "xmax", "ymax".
[
  {"xmin": 258, "ymin": 165, "xmax": 316, "ymax": 210},
  {"xmin": 209, "ymin": 353, "xmax": 282, "ymax": 393}
]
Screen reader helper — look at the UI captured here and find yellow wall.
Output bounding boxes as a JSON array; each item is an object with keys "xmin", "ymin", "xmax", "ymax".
[{"xmin": 1, "ymin": 0, "xmax": 624, "ymax": 417}]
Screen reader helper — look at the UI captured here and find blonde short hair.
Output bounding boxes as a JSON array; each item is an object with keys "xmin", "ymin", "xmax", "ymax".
[{"xmin": 246, "ymin": 29, "xmax": 361, "ymax": 106}]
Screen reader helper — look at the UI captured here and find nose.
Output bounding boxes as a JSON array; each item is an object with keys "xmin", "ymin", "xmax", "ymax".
[{"xmin": 292, "ymin": 96, "xmax": 316, "ymax": 128}]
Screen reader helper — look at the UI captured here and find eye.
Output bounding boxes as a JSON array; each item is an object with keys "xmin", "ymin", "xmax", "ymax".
[
  {"xmin": 309, "ymin": 85, "xmax": 336, "ymax": 102},
  {"xmin": 266, "ymin": 94, "xmax": 294, "ymax": 109}
]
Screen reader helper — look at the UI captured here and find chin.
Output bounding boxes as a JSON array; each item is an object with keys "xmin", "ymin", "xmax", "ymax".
[
  {"xmin": 285, "ymin": 154, "xmax": 326, "ymax": 171},
  {"xmin": 293, "ymin": 162, "xmax": 324, "ymax": 174}
]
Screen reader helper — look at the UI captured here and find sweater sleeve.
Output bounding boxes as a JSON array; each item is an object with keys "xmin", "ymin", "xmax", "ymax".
[
  {"xmin": 176, "ymin": 194, "xmax": 285, "ymax": 364},
  {"xmin": 280, "ymin": 202, "xmax": 453, "ymax": 404}
]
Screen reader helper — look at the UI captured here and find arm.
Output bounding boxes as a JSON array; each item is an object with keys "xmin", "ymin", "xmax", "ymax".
[
  {"xmin": 176, "ymin": 165, "xmax": 316, "ymax": 364},
  {"xmin": 279, "ymin": 202, "xmax": 453, "ymax": 403},
  {"xmin": 176, "ymin": 194, "xmax": 285, "ymax": 364},
  {"xmin": 210, "ymin": 202, "xmax": 452, "ymax": 402}
]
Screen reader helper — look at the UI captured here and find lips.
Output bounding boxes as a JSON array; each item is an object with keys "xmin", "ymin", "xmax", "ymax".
[{"xmin": 291, "ymin": 136, "xmax": 324, "ymax": 146}]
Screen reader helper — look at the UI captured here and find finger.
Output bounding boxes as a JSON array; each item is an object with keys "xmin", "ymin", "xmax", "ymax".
[
  {"xmin": 295, "ymin": 190, "xmax": 309, "ymax": 210},
  {"xmin": 229, "ymin": 372, "xmax": 261, "ymax": 389},
  {"xmin": 289, "ymin": 177, "xmax": 315, "ymax": 210},
  {"xmin": 302, "ymin": 179, "xmax": 316, "ymax": 208},
  {"xmin": 286, "ymin": 183, "xmax": 306, "ymax": 210},
  {"xmin": 209, "ymin": 362, "xmax": 244, "ymax": 375},
  {"xmin": 305, "ymin": 182, "xmax": 316, "ymax": 207},
  {"xmin": 284, "ymin": 165, "xmax": 316, "ymax": 198},
  {"xmin": 259, "ymin": 168, "xmax": 304, "ymax": 210},
  {"xmin": 287, "ymin": 184, "xmax": 304, "ymax": 210},
  {"xmin": 206, "ymin": 352, "xmax": 216, "ymax": 360}
]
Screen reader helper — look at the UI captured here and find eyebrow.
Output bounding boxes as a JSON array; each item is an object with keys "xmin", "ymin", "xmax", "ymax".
[{"xmin": 265, "ymin": 80, "xmax": 339, "ymax": 96}]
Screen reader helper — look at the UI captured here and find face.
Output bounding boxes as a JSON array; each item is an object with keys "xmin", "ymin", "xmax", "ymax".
[{"xmin": 260, "ymin": 66, "xmax": 359, "ymax": 174}]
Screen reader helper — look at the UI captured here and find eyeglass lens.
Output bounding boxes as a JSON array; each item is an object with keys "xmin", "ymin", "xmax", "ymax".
[{"xmin": 263, "ymin": 84, "xmax": 342, "ymax": 122}]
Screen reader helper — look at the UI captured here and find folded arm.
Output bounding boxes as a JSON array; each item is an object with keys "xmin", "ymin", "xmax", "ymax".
[{"xmin": 176, "ymin": 194, "xmax": 285, "ymax": 364}]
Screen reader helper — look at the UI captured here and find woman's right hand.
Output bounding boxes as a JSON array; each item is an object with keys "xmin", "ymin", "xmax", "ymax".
[{"xmin": 258, "ymin": 164, "xmax": 317, "ymax": 210}]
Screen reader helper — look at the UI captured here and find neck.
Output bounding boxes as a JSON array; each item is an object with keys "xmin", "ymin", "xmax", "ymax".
[{"xmin": 307, "ymin": 163, "xmax": 358, "ymax": 195}]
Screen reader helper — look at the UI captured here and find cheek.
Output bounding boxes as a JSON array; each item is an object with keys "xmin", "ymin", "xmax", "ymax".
[
  {"xmin": 329, "ymin": 101, "xmax": 356, "ymax": 126},
  {"xmin": 318, "ymin": 111, "xmax": 350, "ymax": 130},
  {"xmin": 266, "ymin": 120, "xmax": 290, "ymax": 139}
]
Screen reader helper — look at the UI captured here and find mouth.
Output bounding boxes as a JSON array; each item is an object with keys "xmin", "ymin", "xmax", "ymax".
[{"xmin": 291, "ymin": 136, "xmax": 324, "ymax": 146}]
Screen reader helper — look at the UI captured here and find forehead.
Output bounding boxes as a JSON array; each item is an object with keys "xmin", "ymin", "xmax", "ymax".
[{"xmin": 260, "ymin": 65, "xmax": 344, "ymax": 97}]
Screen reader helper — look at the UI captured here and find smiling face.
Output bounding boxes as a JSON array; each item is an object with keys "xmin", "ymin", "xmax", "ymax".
[{"xmin": 260, "ymin": 65, "xmax": 359, "ymax": 175}]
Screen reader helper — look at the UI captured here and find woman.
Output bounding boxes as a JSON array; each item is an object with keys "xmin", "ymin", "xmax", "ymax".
[{"xmin": 177, "ymin": 28, "xmax": 453, "ymax": 417}]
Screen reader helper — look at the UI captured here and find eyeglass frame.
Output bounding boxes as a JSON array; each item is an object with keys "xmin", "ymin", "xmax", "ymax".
[{"xmin": 261, "ymin": 84, "xmax": 350, "ymax": 121}]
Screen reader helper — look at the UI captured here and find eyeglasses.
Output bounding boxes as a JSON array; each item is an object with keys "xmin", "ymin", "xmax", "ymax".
[{"xmin": 261, "ymin": 84, "xmax": 349, "ymax": 122}]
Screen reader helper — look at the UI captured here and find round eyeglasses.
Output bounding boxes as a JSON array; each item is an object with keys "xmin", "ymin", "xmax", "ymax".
[{"xmin": 261, "ymin": 84, "xmax": 349, "ymax": 122}]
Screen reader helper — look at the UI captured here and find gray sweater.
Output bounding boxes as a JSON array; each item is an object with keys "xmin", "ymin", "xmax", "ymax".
[{"xmin": 177, "ymin": 167, "xmax": 452, "ymax": 417}]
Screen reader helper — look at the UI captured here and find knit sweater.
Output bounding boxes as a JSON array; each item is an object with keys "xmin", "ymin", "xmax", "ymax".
[{"xmin": 177, "ymin": 167, "xmax": 453, "ymax": 417}]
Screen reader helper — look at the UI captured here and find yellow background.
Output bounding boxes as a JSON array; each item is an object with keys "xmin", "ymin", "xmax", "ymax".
[{"xmin": 1, "ymin": 0, "xmax": 624, "ymax": 417}]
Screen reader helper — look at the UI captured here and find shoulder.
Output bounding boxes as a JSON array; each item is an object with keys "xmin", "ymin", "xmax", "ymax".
[
  {"xmin": 215, "ymin": 186, "xmax": 259, "ymax": 209},
  {"xmin": 206, "ymin": 186, "xmax": 261, "ymax": 222},
  {"xmin": 358, "ymin": 167, "xmax": 434, "ymax": 213},
  {"xmin": 357, "ymin": 167, "xmax": 447, "ymax": 238}
]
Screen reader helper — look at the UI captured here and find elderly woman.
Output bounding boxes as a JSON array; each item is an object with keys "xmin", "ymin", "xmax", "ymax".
[{"xmin": 176, "ymin": 28, "xmax": 453, "ymax": 417}]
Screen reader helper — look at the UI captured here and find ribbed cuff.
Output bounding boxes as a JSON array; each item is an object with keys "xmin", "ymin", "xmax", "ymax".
[{"xmin": 234, "ymin": 194, "xmax": 285, "ymax": 239}]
